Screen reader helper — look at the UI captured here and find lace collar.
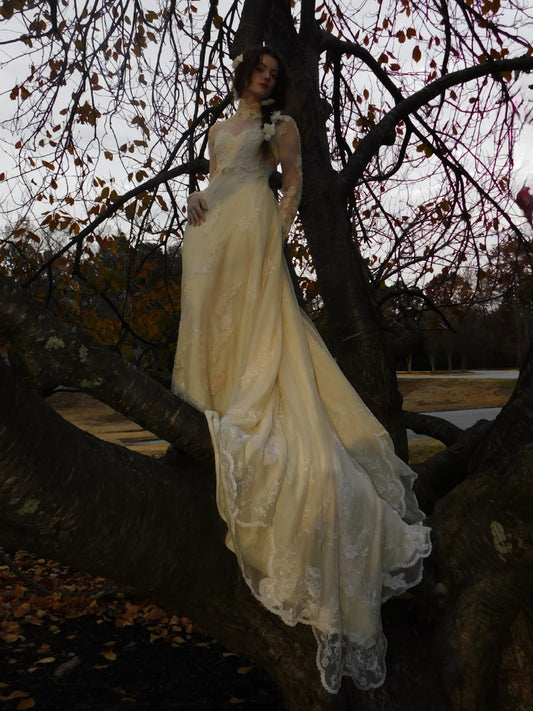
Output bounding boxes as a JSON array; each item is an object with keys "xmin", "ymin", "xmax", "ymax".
[{"xmin": 235, "ymin": 98, "xmax": 262, "ymax": 119}]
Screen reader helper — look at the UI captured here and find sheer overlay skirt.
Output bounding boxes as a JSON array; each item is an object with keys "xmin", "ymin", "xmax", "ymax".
[{"xmin": 172, "ymin": 175, "xmax": 431, "ymax": 692}]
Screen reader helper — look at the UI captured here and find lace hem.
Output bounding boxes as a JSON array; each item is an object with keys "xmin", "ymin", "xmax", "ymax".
[
  {"xmin": 206, "ymin": 408, "xmax": 432, "ymax": 695},
  {"xmin": 234, "ymin": 521, "xmax": 431, "ymax": 694}
]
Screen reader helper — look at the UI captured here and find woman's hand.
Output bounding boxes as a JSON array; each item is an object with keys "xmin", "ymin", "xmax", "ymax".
[{"xmin": 187, "ymin": 192, "xmax": 208, "ymax": 226}]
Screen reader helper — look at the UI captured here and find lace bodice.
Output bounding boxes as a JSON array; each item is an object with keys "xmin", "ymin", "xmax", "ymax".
[{"xmin": 205, "ymin": 100, "xmax": 302, "ymax": 239}]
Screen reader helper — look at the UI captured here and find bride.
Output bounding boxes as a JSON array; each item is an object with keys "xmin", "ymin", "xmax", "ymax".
[{"xmin": 172, "ymin": 46, "xmax": 431, "ymax": 694}]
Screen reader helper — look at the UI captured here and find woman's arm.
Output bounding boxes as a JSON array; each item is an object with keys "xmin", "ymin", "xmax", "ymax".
[
  {"xmin": 187, "ymin": 192, "xmax": 208, "ymax": 226},
  {"xmin": 187, "ymin": 124, "xmax": 219, "ymax": 226},
  {"xmin": 277, "ymin": 117, "xmax": 302, "ymax": 240}
]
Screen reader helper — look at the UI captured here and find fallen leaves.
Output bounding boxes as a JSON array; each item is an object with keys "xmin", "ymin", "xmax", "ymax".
[
  {"xmin": 0, "ymin": 691, "xmax": 36, "ymax": 710},
  {"xmin": 0, "ymin": 549, "xmax": 201, "ymax": 704},
  {"xmin": 0, "ymin": 549, "xmax": 282, "ymax": 709},
  {"xmin": 36, "ymin": 656, "xmax": 56, "ymax": 664},
  {"xmin": 17, "ymin": 699, "xmax": 36, "ymax": 710}
]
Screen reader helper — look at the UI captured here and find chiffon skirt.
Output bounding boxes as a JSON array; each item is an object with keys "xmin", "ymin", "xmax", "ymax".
[{"xmin": 172, "ymin": 171, "xmax": 431, "ymax": 692}]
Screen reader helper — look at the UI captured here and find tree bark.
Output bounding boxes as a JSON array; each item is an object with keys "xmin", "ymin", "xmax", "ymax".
[
  {"xmin": 0, "ymin": 271, "xmax": 211, "ymax": 461},
  {"xmin": 3, "ymin": 269, "xmax": 533, "ymax": 709},
  {"xmin": 0, "ymin": 359, "xmax": 338, "ymax": 710},
  {"xmin": 3, "ymin": 262, "xmax": 533, "ymax": 709},
  {"xmin": 420, "ymin": 344, "xmax": 533, "ymax": 710}
]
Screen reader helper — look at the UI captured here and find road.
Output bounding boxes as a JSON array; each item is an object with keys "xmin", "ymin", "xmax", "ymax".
[{"xmin": 407, "ymin": 407, "xmax": 502, "ymax": 440}]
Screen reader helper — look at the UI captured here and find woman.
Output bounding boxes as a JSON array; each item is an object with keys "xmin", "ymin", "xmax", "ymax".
[{"xmin": 172, "ymin": 46, "xmax": 431, "ymax": 694}]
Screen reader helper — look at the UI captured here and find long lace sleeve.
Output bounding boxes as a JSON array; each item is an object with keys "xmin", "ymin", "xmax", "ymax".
[
  {"xmin": 207, "ymin": 122, "xmax": 219, "ymax": 176},
  {"xmin": 276, "ymin": 116, "xmax": 302, "ymax": 240}
]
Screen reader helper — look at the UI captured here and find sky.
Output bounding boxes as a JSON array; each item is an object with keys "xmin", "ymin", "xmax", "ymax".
[
  {"xmin": 0, "ymin": 0, "xmax": 532, "ymax": 229},
  {"xmin": 513, "ymin": 76, "xmax": 533, "ymax": 189}
]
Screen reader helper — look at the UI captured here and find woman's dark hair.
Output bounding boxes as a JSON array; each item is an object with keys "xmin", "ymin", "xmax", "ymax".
[{"xmin": 233, "ymin": 46, "xmax": 290, "ymax": 156}]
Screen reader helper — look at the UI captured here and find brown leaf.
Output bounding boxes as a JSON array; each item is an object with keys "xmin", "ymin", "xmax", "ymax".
[
  {"xmin": 237, "ymin": 665, "xmax": 255, "ymax": 675},
  {"xmin": 0, "ymin": 691, "xmax": 29, "ymax": 701},
  {"xmin": 144, "ymin": 606, "xmax": 164, "ymax": 621}
]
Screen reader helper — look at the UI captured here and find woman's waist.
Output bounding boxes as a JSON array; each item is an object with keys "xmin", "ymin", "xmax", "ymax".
[
  {"xmin": 211, "ymin": 164, "xmax": 271, "ymax": 185},
  {"xmin": 206, "ymin": 168, "xmax": 272, "ymax": 201}
]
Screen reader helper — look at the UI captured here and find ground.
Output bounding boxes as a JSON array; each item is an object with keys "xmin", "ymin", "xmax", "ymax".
[
  {"xmin": 0, "ymin": 551, "xmax": 284, "ymax": 710},
  {"xmin": 1, "ymin": 375, "xmax": 516, "ymax": 710}
]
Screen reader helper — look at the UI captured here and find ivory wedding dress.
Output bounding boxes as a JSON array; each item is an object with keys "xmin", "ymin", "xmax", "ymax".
[{"xmin": 172, "ymin": 99, "xmax": 431, "ymax": 693}]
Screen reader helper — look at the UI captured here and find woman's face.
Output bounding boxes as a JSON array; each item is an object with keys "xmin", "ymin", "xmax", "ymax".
[{"xmin": 241, "ymin": 54, "xmax": 279, "ymax": 102}]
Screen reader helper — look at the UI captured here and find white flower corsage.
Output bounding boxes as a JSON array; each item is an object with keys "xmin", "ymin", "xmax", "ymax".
[
  {"xmin": 262, "ymin": 111, "xmax": 282, "ymax": 142},
  {"xmin": 263, "ymin": 123, "xmax": 276, "ymax": 141},
  {"xmin": 232, "ymin": 54, "xmax": 243, "ymax": 69}
]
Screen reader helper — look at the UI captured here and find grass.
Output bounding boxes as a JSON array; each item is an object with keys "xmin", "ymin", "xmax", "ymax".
[
  {"xmin": 407, "ymin": 439, "xmax": 446, "ymax": 464},
  {"xmin": 397, "ymin": 377, "xmax": 516, "ymax": 412}
]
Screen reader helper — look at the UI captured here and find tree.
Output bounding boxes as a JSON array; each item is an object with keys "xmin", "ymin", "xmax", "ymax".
[
  {"xmin": 1, "ymin": 1, "xmax": 533, "ymax": 708},
  {"xmin": 483, "ymin": 233, "xmax": 533, "ymax": 367}
]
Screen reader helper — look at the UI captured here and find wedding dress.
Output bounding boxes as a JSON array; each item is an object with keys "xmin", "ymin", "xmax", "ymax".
[{"xmin": 172, "ymin": 99, "xmax": 431, "ymax": 693}]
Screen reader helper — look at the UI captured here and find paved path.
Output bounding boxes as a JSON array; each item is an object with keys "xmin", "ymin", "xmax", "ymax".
[{"xmin": 407, "ymin": 407, "xmax": 502, "ymax": 440}]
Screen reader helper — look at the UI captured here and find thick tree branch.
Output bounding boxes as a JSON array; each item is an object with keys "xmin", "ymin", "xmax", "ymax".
[
  {"xmin": 0, "ymin": 359, "xmax": 351, "ymax": 710},
  {"xmin": 339, "ymin": 55, "xmax": 533, "ymax": 192},
  {"xmin": 412, "ymin": 420, "xmax": 491, "ymax": 514},
  {"xmin": 231, "ymin": 0, "xmax": 272, "ymax": 54},
  {"xmin": 0, "ymin": 271, "xmax": 212, "ymax": 461},
  {"xmin": 471, "ymin": 339, "xmax": 533, "ymax": 474},
  {"xmin": 23, "ymin": 157, "xmax": 210, "ymax": 286},
  {"xmin": 403, "ymin": 410, "xmax": 462, "ymax": 446},
  {"xmin": 319, "ymin": 31, "xmax": 404, "ymax": 104},
  {"xmin": 426, "ymin": 439, "xmax": 533, "ymax": 708}
]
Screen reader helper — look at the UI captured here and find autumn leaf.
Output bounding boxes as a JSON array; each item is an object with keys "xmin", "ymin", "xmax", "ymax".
[
  {"xmin": 124, "ymin": 202, "xmax": 136, "ymax": 220},
  {"xmin": 416, "ymin": 142, "xmax": 434, "ymax": 158},
  {"xmin": 237, "ymin": 665, "xmax": 255, "ymax": 675},
  {"xmin": 412, "ymin": 45, "xmax": 422, "ymax": 62},
  {"xmin": 144, "ymin": 605, "xmax": 164, "ymax": 621},
  {"xmin": 17, "ymin": 698, "xmax": 36, "ymax": 710},
  {"xmin": 0, "ymin": 690, "xmax": 29, "ymax": 701},
  {"xmin": 13, "ymin": 603, "xmax": 30, "ymax": 618}
]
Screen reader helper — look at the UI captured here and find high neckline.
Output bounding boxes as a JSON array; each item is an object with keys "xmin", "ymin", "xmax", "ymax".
[{"xmin": 235, "ymin": 98, "xmax": 262, "ymax": 119}]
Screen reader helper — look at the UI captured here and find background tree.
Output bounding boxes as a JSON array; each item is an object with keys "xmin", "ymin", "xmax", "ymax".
[{"xmin": 1, "ymin": 1, "xmax": 533, "ymax": 709}]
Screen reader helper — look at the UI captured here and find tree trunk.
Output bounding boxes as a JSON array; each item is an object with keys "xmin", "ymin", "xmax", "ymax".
[
  {"xmin": 266, "ymin": 0, "xmax": 407, "ymax": 456},
  {"xmin": 0, "ymin": 359, "xmax": 338, "ymax": 710},
  {"xmin": 421, "ymin": 342, "xmax": 533, "ymax": 710},
  {"xmin": 2, "ymin": 268, "xmax": 533, "ymax": 709}
]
